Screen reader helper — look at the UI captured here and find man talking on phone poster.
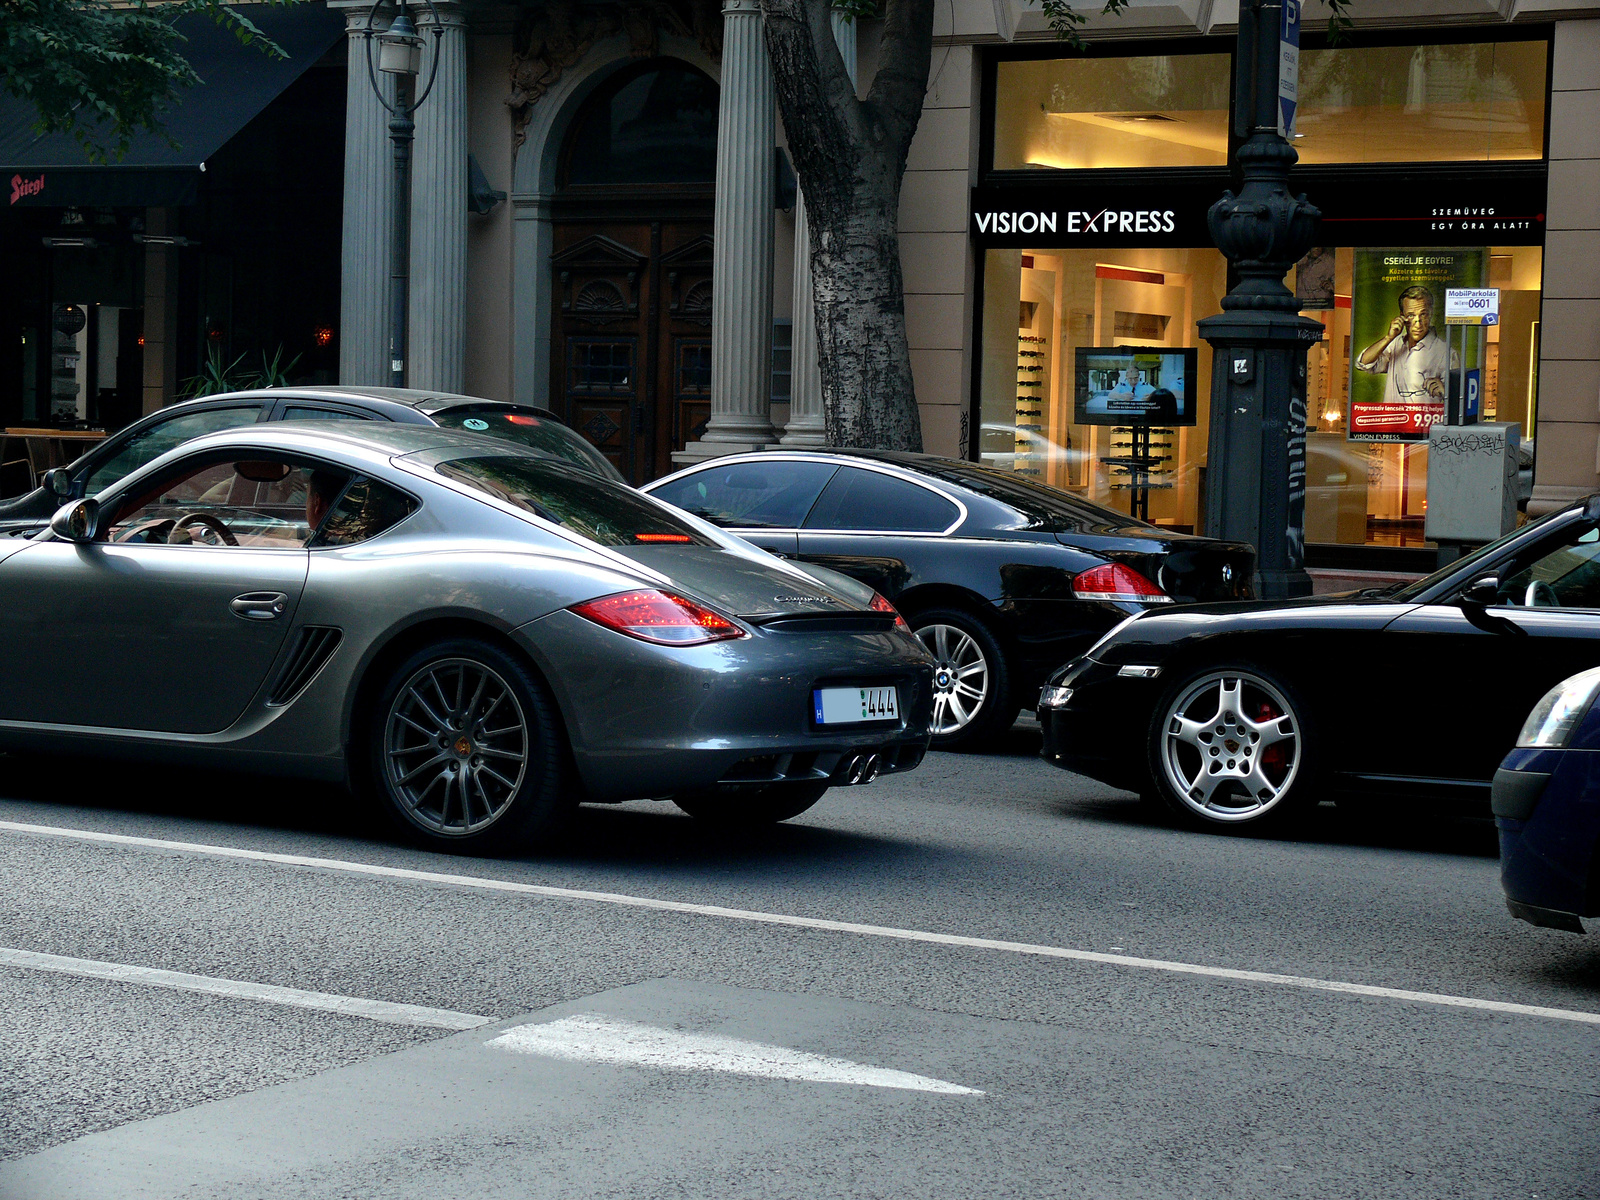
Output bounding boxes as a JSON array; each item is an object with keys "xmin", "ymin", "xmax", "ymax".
[{"xmin": 1354, "ymin": 284, "xmax": 1454, "ymax": 405}]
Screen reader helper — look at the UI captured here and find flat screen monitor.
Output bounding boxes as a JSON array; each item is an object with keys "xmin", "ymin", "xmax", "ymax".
[{"xmin": 1073, "ymin": 347, "xmax": 1198, "ymax": 427}]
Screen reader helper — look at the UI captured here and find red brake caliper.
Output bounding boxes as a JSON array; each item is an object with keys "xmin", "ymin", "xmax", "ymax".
[{"xmin": 1257, "ymin": 701, "xmax": 1287, "ymax": 775}]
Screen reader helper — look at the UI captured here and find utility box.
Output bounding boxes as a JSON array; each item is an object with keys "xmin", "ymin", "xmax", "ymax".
[{"xmin": 1425, "ymin": 422, "xmax": 1521, "ymax": 545}]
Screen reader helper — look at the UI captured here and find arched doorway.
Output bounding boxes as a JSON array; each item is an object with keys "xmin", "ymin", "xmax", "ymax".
[{"xmin": 551, "ymin": 60, "xmax": 717, "ymax": 483}]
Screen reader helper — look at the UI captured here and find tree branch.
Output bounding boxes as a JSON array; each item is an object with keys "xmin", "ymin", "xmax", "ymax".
[{"xmin": 861, "ymin": 0, "xmax": 933, "ymax": 164}]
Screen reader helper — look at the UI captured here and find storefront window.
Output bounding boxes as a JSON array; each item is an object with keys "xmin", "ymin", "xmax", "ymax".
[
  {"xmin": 992, "ymin": 54, "xmax": 1232, "ymax": 171},
  {"xmin": 1295, "ymin": 245, "xmax": 1544, "ymax": 546},
  {"xmin": 1296, "ymin": 40, "xmax": 1547, "ymax": 164},
  {"xmin": 980, "ymin": 247, "xmax": 1227, "ymax": 532}
]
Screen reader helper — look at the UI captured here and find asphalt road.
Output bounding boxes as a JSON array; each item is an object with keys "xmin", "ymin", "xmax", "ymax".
[{"xmin": 1, "ymin": 730, "xmax": 1596, "ymax": 1199}]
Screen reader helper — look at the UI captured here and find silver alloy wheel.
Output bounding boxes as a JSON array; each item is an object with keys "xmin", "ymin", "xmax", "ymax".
[
  {"xmin": 1159, "ymin": 671, "xmax": 1301, "ymax": 822},
  {"xmin": 916, "ymin": 623, "xmax": 989, "ymax": 735},
  {"xmin": 383, "ymin": 658, "xmax": 528, "ymax": 836}
]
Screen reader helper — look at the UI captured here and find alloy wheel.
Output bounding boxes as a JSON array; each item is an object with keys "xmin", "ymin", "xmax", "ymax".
[
  {"xmin": 916, "ymin": 622, "xmax": 989, "ymax": 735},
  {"xmin": 383, "ymin": 658, "xmax": 529, "ymax": 836},
  {"xmin": 1159, "ymin": 671, "xmax": 1300, "ymax": 822}
]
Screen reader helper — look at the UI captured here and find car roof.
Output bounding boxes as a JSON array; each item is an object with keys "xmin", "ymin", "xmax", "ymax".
[
  {"xmin": 174, "ymin": 418, "xmax": 553, "ymax": 462},
  {"xmin": 185, "ymin": 386, "xmax": 557, "ymax": 417}
]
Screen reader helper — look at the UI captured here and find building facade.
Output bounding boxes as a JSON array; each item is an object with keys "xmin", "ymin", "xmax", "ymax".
[{"xmin": 6, "ymin": 0, "xmax": 1600, "ymax": 569}]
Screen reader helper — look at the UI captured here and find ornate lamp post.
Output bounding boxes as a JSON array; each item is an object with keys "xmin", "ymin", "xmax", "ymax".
[
  {"xmin": 1199, "ymin": 0, "xmax": 1322, "ymax": 600},
  {"xmin": 365, "ymin": 0, "xmax": 441, "ymax": 387}
]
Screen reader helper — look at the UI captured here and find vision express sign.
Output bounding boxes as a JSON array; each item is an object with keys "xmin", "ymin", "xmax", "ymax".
[{"xmin": 970, "ymin": 170, "xmax": 1546, "ymax": 248}]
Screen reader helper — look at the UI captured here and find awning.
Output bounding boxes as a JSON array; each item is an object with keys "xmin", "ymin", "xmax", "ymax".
[{"xmin": 1, "ymin": 3, "xmax": 345, "ymax": 209}]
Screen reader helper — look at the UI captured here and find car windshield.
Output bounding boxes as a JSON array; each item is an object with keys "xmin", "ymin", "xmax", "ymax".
[
  {"xmin": 435, "ymin": 455, "xmax": 711, "ymax": 547},
  {"xmin": 915, "ymin": 460, "xmax": 1153, "ymax": 535},
  {"xmin": 429, "ymin": 405, "xmax": 624, "ymax": 482},
  {"xmin": 1389, "ymin": 504, "xmax": 1584, "ymax": 601}
]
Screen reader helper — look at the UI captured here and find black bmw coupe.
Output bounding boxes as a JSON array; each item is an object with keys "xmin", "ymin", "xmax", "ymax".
[
  {"xmin": 1040, "ymin": 494, "xmax": 1600, "ymax": 827},
  {"xmin": 644, "ymin": 450, "xmax": 1254, "ymax": 749}
]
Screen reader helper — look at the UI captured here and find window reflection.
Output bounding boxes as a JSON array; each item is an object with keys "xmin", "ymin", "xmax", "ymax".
[
  {"xmin": 1295, "ymin": 40, "xmax": 1546, "ymax": 163},
  {"xmin": 993, "ymin": 54, "xmax": 1232, "ymax": 170}
]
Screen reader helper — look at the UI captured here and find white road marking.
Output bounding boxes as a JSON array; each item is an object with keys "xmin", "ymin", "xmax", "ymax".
[
  {"xmin": 0, "ymin": 946, "xmax": 489, "ymax": 1031},
  {"xmin": 489, "ymin": 1014, "xmax": 984, "ymax": 1095},
  {"xmin": 4, "ymin": 818, "xmax": 1598, "ymax": 1028}
]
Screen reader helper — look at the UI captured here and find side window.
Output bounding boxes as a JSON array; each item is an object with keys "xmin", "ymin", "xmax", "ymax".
[
  {"xmin": 803, "ymin": 468, "xmax": 959, "ymax": 534},
  {"xmin": 314, "ymin": 477, "xmax": 417, "ymax": 547},
  {"xmin": 1497, "ymin": 528, "xmax": 1600, "ymax": 610},
  {"xmin": 104, "ymin": 457, "xmax": 349, "ymax": 550},
  {"xmin": 85, "ymin": 405, "xmax": 262, "ymax": 493},
  {"xmin": 649, "ymin": 461, "xmax": 838, "ymax": 528},
  {"xmin": 282, "ymin": 405, "xmax": 380, "ymax": 422}
]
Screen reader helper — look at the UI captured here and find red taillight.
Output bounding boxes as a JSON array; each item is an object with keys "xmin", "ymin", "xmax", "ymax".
[
  {"xmin": 1072, "ymin": 562, "xmax": 1172, "ymax": 603},
  {"xmin": 633, "ymin": 532, "xmax": 693, "ymax": 543},
  {"xmin": 505, "ymin": 413, "xmax": 539, "ymax": 426},
  {"xmin": 869, "ymin": 591, "xmax": 909, "ymax": 629},
  {"xmin": 570, "ymin": 589, "xmax": 745, "ymax": 645}
]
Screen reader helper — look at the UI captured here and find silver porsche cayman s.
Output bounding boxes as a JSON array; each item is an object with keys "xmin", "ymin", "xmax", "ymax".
[{"xmin": 0, "ymin": 422, "xmax": 935, "ymax": 852}]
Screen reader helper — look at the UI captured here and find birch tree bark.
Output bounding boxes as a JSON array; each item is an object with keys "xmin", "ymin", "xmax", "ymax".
[{"xmin": 760, "ymin": 0, "xmax": 931, "ymax": 452}]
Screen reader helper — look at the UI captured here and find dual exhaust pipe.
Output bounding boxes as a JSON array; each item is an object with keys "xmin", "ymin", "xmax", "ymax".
[{"xmin": 841, "ymin": 752, "xmax": 882, "ymax": 786}]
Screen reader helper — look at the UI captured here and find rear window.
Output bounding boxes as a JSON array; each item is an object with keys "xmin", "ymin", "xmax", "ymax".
[
  {"xmin": 430, "ymin": 405, "xmax": 623, "ymax": 482},
  {"xmin": 804, "ymin": 468, "xmax": 959, "ymax": 533},
  {"xmin": 648, "ymin": 460, "xmax": 838, "ymax": 528},
  {"xmin": 928, "ymin": 461, "xmax": 1151, "ymax": 535},
  {"xmin": 436, "ymin": 455, "xmax": 711, "ymax": 547}
]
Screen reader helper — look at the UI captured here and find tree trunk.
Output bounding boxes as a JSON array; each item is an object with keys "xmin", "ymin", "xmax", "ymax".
[{"xmin": 762, "ymin": 0, "xmax": 933, "ymax": 452}]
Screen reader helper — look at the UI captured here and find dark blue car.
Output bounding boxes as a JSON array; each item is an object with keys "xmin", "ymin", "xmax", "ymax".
[{"xmin": 1494, "ymin": 665, "xmax": 1600, "ymax": 934}]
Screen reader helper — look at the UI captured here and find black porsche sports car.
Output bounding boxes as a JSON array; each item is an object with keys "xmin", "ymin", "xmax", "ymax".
[
  {"xmin": 644, "ymin": 450, "xmax": 1254, "ymax": 749},
  {"xmin": 1039, "ymin": 494, "xmax": 1600, "ymax": 827}
]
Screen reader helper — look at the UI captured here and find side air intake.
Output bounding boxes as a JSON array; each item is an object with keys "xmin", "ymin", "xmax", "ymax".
[{"xmin": 267, "ymin": 627, "xmax": 343, "ymax": 707}]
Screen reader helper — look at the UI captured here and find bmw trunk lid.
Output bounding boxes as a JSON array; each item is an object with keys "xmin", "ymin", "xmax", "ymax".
[{"xmin": 1056, "ymin": 533, "xmax": 1256, "ymax": 603}]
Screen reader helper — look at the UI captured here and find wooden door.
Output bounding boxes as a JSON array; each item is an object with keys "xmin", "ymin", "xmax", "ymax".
[{"xmin": 550, "ymin": 220, "xmax": 713, "ymax": 484}]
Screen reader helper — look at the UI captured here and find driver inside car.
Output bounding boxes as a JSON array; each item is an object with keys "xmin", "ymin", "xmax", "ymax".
[{"xmin": 105, "ymin": 458, "xmax": 347, "ymax": 548}]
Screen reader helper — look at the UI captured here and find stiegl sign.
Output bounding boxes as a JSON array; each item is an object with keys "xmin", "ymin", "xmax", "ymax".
[{"xmin": 973, "ymin": 208, "xmax": 1179, "ymax": 236}]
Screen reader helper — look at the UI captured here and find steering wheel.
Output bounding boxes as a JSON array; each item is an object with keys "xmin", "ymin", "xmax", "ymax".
[
  {"xmin": 111, "ymin": 518, "xmax": 175, "ymax": 544},
  {"xmin": 1525, "ymin": 579, "xmax": 1561, "ymax": 608},
  {"xmin": 172, "ymin": 511, "xmax": 239, "ymax": 547}
]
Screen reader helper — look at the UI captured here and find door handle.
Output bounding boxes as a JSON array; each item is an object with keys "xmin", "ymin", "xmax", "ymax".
[{"xmin": 230, "ymin": 592, "xmax": 288, "ymax": 621}]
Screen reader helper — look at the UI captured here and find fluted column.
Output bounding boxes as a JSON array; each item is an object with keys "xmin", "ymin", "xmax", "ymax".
[
  {"xmin": 408, "ymin": 3, "xmax": 467, "ymax": 393},
  {"xmin": 782, "ymin": 11, "xmax": 856, "ymax": 445},
  {"xmin": 701, "ymin": 0, "xmax": 776, "ymax": 446},
  {"xmin": 339, "ymin": 7, "xmax": 395, "ymax": 386}
]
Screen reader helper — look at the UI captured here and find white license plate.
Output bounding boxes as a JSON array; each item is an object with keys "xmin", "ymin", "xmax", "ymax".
[{"xmin": 813, "ymin": 686, "xmax": 899, "ymax": 725}]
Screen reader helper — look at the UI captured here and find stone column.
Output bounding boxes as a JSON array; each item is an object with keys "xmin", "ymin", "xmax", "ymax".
[
  {"xmin": 338, "ymin": 6, "xmax": 394, "ymax": 387},
  {"xmin": 676, "ymin": 0, "xmax": 775, "ymax": 461},
  {"xmin": 408, "ymin": 3, "xmax": 468, "ymax": 393},
  {"xmin": 782, "ymin": 11, "xmax": 856, "ymax": 445}
]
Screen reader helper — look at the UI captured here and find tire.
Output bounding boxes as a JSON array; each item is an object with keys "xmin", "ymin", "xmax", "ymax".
[
  {"xmin": 366, "ymin": 637, "xmax": 571, "ymax": 855},
  {"xmin": 1146, "ymin": 663, "xmax": 1315, "ymax": 831},
  {"xmin": 910, "ymin": 607, "xmax": 1017, "ymax": 751},
  {"xmin": 674, "ymin": 780, "xmax": 829, "ymax": 827}
]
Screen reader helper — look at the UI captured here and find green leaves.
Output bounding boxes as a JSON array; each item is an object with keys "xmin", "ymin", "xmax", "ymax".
[
  {"xmin": 1042, "ymin": 0, "xmax": 1355, "ymax": 48},
  {"xmin": 0, "ymin": 0, "xmax": 297, "ymax": 163}
]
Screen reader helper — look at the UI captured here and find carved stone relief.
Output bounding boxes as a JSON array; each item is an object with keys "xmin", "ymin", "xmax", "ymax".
[{"xmin": 506, "ymin": 0, "xmax": 723, "ymax": 151}]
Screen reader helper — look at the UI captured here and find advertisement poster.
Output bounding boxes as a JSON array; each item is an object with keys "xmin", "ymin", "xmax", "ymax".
[{"xmin": 1347, "ymin": 248, "xmax": 1486, "ymax": 442}]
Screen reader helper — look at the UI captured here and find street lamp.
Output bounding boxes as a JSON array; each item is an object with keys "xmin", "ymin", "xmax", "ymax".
[
  {"xmin": 1198, "ymin": 0, "xmax": 1322, "ymax": 600},
  {"xmin": 365, "ymin": 0, "xmax": 441, "ymax": 388}
]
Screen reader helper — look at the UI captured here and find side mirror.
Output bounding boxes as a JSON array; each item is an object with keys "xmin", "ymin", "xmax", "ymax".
[
  {"xmin": 49, "ymin": 498, "xmax": 101, "ymax": 544},
  {"xmin": 43, "ymin": 467, "xmax": 74, "ymax": 499},
  {"xmin": 1460, "ymin": 574, "xmax": 1500, "ymax": 607}
]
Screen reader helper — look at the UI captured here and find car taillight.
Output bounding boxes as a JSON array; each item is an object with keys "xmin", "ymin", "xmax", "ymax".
[
  {"xmin": 1072, "ymin": 562, "xmax": 1172, "ymax": 603},
  {"xmin": 505, "ymin": 413, "xmax": 539, "ymax": 425},
  {"xmin": 869, "ymin": 592, "xmax": 909, "ymax": 629},
  {"xmin": 570, "ymin": 590, "xmax": 746, "ymax": 645}
]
